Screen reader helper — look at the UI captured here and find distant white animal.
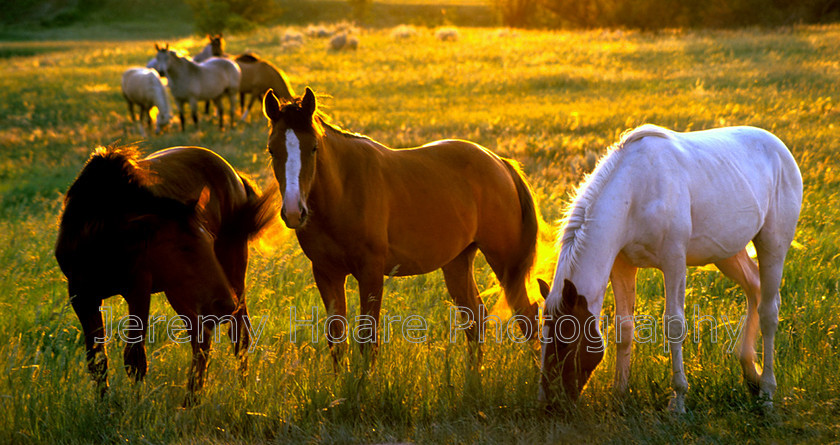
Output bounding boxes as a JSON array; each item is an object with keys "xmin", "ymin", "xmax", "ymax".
[
  {"xmin": 121, "ymin": 67, "xmax": 171, "ymax": 135},
  {"xmin": 154, "ymin": 44, "xmax": 240, "ymax": 131}
]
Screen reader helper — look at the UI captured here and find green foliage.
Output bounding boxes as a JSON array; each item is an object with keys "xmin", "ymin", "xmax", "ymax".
[
  {"xmin": 1, "ymin": 19, "xmax": 840, "ymax": 443},
  {"xmin": 492, "ymin": 0, "xmax": 537, "ymax": 27},
  {"xmin": 185, "ymin": 0, "xmax": 282, "ymax": 35},
  {"xmin": 534, "ymin": 0, "xmax": 840, "ymax": 28}
]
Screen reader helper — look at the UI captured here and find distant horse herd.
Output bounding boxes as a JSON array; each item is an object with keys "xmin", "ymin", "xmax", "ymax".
[
  {"xmin": 122, "ymin": 35, "xmax": 294, "ymax": 134},
  {"xmin": 58, "ymin": 35, "xmax": 804, "ymax": 412}
]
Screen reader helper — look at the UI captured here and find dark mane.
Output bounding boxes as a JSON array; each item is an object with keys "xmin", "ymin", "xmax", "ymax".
[{"xmin": 60, "ymin": 145, "xmax": 194, "ymax": 237}]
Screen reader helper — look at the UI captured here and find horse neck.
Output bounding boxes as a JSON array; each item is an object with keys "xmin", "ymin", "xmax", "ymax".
[
  {"xmin": 309, "ymin": 125, "xmax": 385, "ymax": 213},
  {"xmin": 551, "ymin": 157, "xmax": 633, "ymax": 317},
  {"xmin": 153, "ymin": 82, "xmax": 171, "ymax": 120}
]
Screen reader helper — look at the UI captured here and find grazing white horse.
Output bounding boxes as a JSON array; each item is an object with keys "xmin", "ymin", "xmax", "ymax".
[
  {"xmin": 539, "ymin": 124, "xmax": 803, "ymax": 413},
  {"xmin": 154, "ymin": 44, "xmax": 240, "ymax": 131},
  {"xmin": 121, "ymin": 67, "xmax": 171, "ymax": 135}
]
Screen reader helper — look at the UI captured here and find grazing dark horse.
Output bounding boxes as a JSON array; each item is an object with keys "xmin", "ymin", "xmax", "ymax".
[
  {"xmin": 55, "ymin": 145, "xmax": 275, "ymax": 403},
  {"xmin": 235, "ymin": 53, "xmax": 295, "ymax": 122},
  {"xmin": 262, "ymin": 87, "xmax": 540, "ymax": 366}
]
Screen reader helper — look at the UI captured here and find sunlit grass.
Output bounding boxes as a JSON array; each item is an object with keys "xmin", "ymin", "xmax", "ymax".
[{"xmin": 1, "ymin": 22, "xmax": 840, "ymax": 443}]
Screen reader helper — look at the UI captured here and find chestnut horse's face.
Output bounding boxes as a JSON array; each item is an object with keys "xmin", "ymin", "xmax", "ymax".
[
  {"xmin": 263, "ymin": 87, "xmax": 319, "ymax": 229},
  {"xmin": 539, "ymin": 279, "xmax": 605, "ymax": 410}
]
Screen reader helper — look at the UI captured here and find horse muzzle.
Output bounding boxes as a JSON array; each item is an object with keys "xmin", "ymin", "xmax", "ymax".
[{"xmin": 281, "ymin": 203, "xmax": 309, "ymax": 229}]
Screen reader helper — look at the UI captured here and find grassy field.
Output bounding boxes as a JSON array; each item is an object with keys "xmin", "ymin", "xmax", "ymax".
[{"xmin": 1, "ymin": 17, "xmax": 840, "ymax": 444}]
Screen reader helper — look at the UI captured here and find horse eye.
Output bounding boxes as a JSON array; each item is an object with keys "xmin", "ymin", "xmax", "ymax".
[{"xmin": 312, "ymin": 143, "xmax": 318, "ymax": 154}]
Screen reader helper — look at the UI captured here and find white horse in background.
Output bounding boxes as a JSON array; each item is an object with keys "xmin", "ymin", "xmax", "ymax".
[
  {"xmin": 154, "ymin": 43, "xmax": 240, "ymax": 131},
  {"xmin": 538, "ymin": 124, "xmax": 802, "ymax": 413},
  {"xmin": 121, "ymin": 67, "xmax": 172, "ymax": 135}
]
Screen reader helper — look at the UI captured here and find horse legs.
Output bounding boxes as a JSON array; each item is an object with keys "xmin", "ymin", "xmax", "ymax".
[
  {"xmin": 185, "ymin": 316, "xmax": 213, "ymax": 406},
  {"xmin": 177, "ymin": 99, "xmax": 187, "ymax": 132},
  {"xmin": 215, "ymin": 238, "xmax": 251, "ymax": 376},
  {"xmin": 228, "ymin": 91, "xmax": 237, "ymax": 127},
  {"xmin": 214, "ymin": 97, "xmax": 224, "ymax": 130},
  {"xmin": 662, "ymin": 260, "xmax": 689, "ymax": 413},
  {"xmin": 123, "ymin": 291, "xmax": 151, "ymax": 382},
  {"xmin": 355, "ymin": 262, "xmax": 385, "ymax": 361},
  {"xmin": 751, "ymin": 233, "xmax": 795, "ymax": 406},
  {"xmin": 441, "ymin": 245, "xmax": 483, "ymax": 361},
  {"xmin": 189, "ymin": 98, "xmax": 200, "ymax": 129},
  {"xmin": 312, "ymin": 265, "xmax": 349, "ymax": 370},
  {"xmin": 610, "ymin": 253, "xmax": 637, "ymax": 395},
  {"xmin": 714, "ymin": 249, "xmax": 762, "ymax": 394},
  {"xmin": 71, "ymin": 296, "xmax": 109, "ymax": 397}
]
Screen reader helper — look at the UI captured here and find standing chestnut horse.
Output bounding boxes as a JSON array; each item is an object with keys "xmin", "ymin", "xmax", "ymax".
[
  {"xmin": 55, "ymin": 145, "xmax": 274, "ymax": 403},
  {"xmin": 262, "ymin": 87, "xmax": 540, "ymax": 364}
]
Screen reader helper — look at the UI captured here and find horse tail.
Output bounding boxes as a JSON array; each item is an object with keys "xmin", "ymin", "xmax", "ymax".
[
  {"xmin": 226, "ymin": 174, "xmax": 277, "ymax": 240},
  {"xmin": 498, "ymin": 158, "xmax": 540, "ymax": 336}
]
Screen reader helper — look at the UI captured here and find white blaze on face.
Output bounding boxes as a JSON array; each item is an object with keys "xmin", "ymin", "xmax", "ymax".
[{"xmin": 284, "ymin": 129, "xmax": 303, "ymax": 217}]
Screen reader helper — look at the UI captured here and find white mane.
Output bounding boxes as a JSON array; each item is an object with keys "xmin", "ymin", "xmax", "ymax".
[{"xmin": 556, "ymin": 125, "xmax": 673, "ymax": 283}]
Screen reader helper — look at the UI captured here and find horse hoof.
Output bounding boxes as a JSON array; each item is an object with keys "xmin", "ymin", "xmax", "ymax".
[{"xmin": 667, "ymin": 396, "xmax": 686, "ymax": 414}]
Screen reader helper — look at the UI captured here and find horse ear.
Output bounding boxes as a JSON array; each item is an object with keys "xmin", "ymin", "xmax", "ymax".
[
  {"xmin": 301, "ymin": 87, "xmax": 317, "ymax": 117},
  {"xmin": 155, "ymin": 43, "xmax": 160, "ymax": 51},
  {"xmin": 196, "ymin": 187, "xmax": 210, "ymax": 214},
  {"xmin": 561, "ymin": 279, "xmax": 582, "ymax": 309},
  {"xmin": 164, "ymin": 43, "xmax": 169, "ymax": 51},
  {"xmin": 263, "ymin": 89, "xmax": 282, "ymax": 122},
  {"xmin": 538, "ymin": 278, "xmax": 551, "ymax": 300}
]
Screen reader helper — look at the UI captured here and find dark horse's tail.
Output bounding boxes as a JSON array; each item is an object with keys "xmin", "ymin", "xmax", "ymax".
[
  {"xmin": 499, "ymin": 158, "xmax": 540, "ymax": 339},
  {"xmin": 225, "ymin": 174, "xmax": 277, "ymax": 240}
]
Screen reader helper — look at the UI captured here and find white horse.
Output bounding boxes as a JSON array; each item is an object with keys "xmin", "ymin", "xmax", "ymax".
[
  {"xmin": 539, "ymin": 124, "xmax": 802, "ymax": 413},
  {"xmin": 121, "ymin": 67, "xmax": 172, "ymax": 135},
  {"xmin": 154, "ymin": 44, "xmax": 240, "ymax": 131}
]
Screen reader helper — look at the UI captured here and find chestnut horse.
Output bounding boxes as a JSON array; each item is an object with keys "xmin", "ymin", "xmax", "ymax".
[
  {"xmin": 262, "ymin": 87, "xmax": 540, "ymax": 365},
  {"xmin": 55, "ymin": 145, "xmax": 274, "ymax": 404},
  {"xmin": 235, "ymin": 53, "xmax": 295, "ymax": 121},
  {"xmin": 538, "ymin": 125, "xmax": 802, "ymax": 413}
]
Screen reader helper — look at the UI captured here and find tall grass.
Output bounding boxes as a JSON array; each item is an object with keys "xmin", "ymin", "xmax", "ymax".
[{"xmin": 1, "ymin": 22, "xmax": 839, "ymax": 443}]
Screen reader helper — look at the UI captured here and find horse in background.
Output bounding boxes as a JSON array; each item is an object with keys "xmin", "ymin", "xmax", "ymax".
[
  {"xmin": 262, "ymin": 87, "xmax": 540, "ymax": 367},
  {"xmin": 154, "ymin": 43, "xmax": 240, "ymax": 131},
  {"xmin": 193, "ymin": 34, "xmax": 224, "ymax": 63},
  {"xmin": 538, "ymin": 125, "xmax": 802, "ymax": 413},
  {"xmin": 235, "ymin": 53, "xmax": 294, "ymax": 121},
  {"xmin": 55, "ymin": 145, "xmax": 275, "ymax": 404},
  {"xmin": 121, "ymin": 67, "xmax": 172, "ymax": 135}
]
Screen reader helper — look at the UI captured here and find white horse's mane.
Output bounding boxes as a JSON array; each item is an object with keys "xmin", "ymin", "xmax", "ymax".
[{"xmin": 556, "ymin": 125, "xmax": 673, "ymax": 282}]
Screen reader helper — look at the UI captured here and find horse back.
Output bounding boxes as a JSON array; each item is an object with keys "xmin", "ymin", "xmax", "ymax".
[
  {"xmin": 141, "ymin": 147, "xmax": 250, "ymax": 234},
  {"xmin": 619, "ymin": 126, "xmax": 801, "ymax": 263}
]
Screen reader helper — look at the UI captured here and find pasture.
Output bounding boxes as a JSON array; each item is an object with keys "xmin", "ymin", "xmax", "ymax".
[{"xmin": 1, "ymin": 19, "xmax": 839, "ymax": 444}]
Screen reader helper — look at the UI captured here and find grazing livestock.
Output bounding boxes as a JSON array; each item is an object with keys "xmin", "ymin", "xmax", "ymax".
[
  {"xmin": 538, "ymin": 125, "xmax": 802, "ymax": 413},
  {"xmin": 121, "ymin": 67, "xmax": 171, "ymax": 135},
  {"xmin": 55, "ymin": 145, "xmax": 275, "ymax": 404}
]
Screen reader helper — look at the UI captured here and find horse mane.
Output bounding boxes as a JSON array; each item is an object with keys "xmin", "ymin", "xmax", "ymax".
[
  {"xmin": 556, "ymin": 125, "xmax": 673, "ymax": 285},
  {"xmin": 61, "ymin": 145, "xmax": 194, "ymax": 239}
]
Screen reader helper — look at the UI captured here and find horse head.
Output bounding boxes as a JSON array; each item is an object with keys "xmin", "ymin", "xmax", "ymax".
[
  {"xmin": 262, "ymin": 87, "xmax": 319, "ymax": 229},
  {"xmin": 153, "ymin": 43, "xmax": 172, "ymax": 75},
  {"xmin": 538, "ymin": 279, "xmax": 604, "ymax": 411}
]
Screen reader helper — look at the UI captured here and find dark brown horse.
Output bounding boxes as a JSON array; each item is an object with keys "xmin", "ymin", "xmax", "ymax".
[
  {"xmin": 55, "ymin": 145, "xmax": 275, "ymax": 403},
  {"xmin": 262, "ymin": 87, "xmax": 540, "ymax": 365}
]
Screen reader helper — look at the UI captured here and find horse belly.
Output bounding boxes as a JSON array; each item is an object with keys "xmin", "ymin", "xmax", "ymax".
[{"xmin": 685, "ymin": 189, "xmax": 765, "ymax": 266}]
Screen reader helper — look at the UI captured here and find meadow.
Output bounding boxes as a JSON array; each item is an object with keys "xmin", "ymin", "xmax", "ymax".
[{"xmin": 1, "ymin": 16, "xmax": 840, "ymax": 444}]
